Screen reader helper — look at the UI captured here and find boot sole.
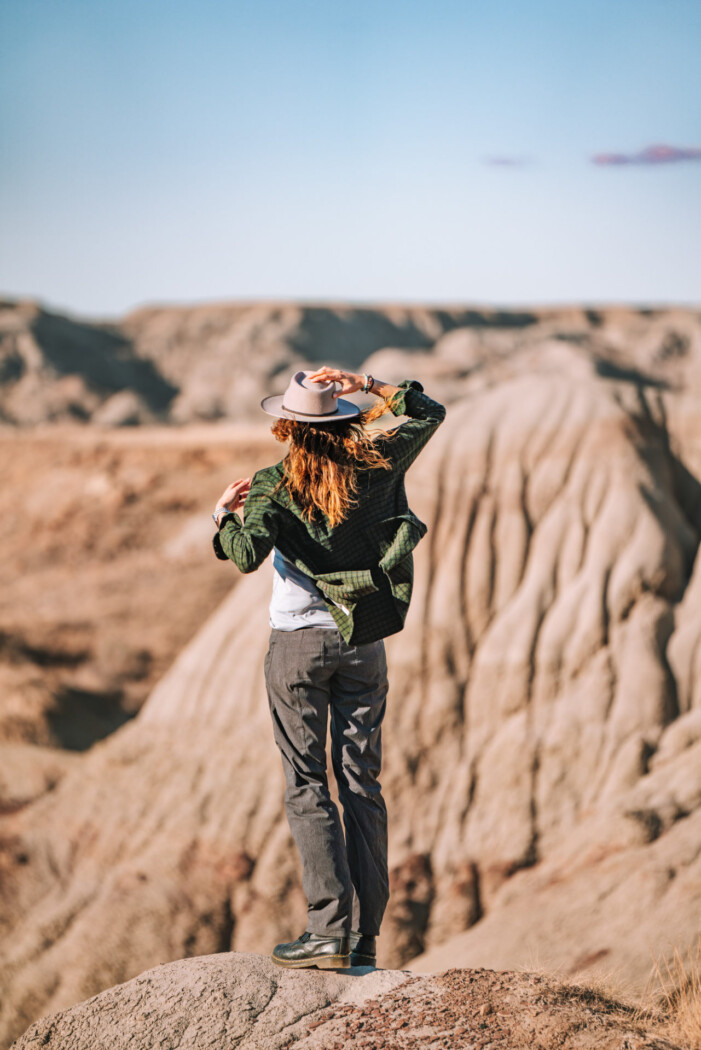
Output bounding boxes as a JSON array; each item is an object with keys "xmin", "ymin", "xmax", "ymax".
[
  {"xmin": 350, "ymin": 954, "xmax": 376, "ymax": 968},
  {"xmin": 272, "ymin": 953, "xmax": 351, "ymax": 970}
]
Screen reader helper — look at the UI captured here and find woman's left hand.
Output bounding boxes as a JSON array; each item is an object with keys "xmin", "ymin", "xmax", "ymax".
[{"xmin": 215, "ymin": 478, "xmax": 251, "ymax": 519}]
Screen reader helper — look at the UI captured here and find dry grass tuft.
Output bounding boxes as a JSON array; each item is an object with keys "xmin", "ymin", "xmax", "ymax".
[
  {"xmin": 511, "ymin": 942, "xmax": 701, "ymax": 1045},
  {"xmin": 635, "ymin": 938, "xmax": 701, "ymax": 1049},
  {"xmin": 516, "ymin": 948, "xmax": 635, "ymax": 1008},
  {"xmin": 516, "ymin": 953, "xmax": 643, "ymax": 1029},
  {"xmin": 518, "ymin": 947, "xmax": 701, "ymax": 1044},
  {"xmin": 568, "ymin": 964, "xmax": 639, "ymax": 1012}
]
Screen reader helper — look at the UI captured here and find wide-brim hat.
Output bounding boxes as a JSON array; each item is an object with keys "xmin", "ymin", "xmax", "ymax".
[{"xmin": 260, "ymin": 369, "xmax": 361, "ymax": 422}]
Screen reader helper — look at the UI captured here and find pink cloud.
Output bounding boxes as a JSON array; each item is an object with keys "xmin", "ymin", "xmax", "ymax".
[{"xmin": 592, "ymin": 144, "xmax": 701, "ymax": 166}]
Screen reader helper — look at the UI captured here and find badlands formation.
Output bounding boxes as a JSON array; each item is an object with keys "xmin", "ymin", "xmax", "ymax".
[{"xmin": 1, "ymin": 297, "xmax": 700, "ymax": 1047}]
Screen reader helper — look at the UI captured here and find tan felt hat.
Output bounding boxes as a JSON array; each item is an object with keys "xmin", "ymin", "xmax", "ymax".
[{"xmin": 260, "ymin": 369, "xmax": 361, "ymax": 422}]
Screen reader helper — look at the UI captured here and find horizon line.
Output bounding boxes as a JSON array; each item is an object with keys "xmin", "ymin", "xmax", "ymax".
[{"xmin": 3, "ymin": 291, "xmax": 701, "ymax": 324}]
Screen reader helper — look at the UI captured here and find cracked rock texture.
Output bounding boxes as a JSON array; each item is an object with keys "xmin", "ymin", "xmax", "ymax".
[
  {"xmin": 11, "ymin": 953, "xmax": 681, "ymax": 1050},
  {"xmin": 2, "ymin": 299, "xmax": 701, "ymax": 1048}
]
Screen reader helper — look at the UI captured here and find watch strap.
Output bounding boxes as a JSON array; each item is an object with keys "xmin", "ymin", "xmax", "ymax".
[{"xmin": 213, "ymin": 506, "xmax": 236, "ymax": 527}]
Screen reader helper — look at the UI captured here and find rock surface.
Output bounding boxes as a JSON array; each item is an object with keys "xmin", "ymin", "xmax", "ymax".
[
  {"xmin": 2, "ymin": 297, "xmax": 701, "ymax": 1048},
  {"xmin": 0, "ymin": 297, "xmax": 501, "ymax": 426},
  {"xmin": 3, "ymin": 296, "xmax": 701, "ymax": 426},
  {"xmin": 12, "ymin": 953, "xmax": 679, "ymax": 1050}
]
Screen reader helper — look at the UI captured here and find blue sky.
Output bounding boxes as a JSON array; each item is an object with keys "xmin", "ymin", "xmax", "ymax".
[{"xmin": 1, "ymin": 0, "xmax": 699, "ymax": 318}]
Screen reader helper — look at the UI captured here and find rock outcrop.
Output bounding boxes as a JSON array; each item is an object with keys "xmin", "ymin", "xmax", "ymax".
[
  {"xmin": 0, "ymin": 299, "xmax": 177, "ymax": 426},
  {"xmin": 1, "ymin": 297, "xmax": 509, "ymax": 426},
  {"xmin": 3, "ymin": 296, "xmax": 700, "ymax": 426},
  {"xmin": 12, "ymin": 953, "xmax": 680, "ymax": 1050},
  {"xmin": 2, "ymin": 298, "xmax": 701, "ymax": 1048}
]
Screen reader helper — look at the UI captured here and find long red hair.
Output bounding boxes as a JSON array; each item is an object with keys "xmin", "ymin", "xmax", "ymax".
[{"xmin": 271, "ymin": 397, "xmax": 397, "ymax": 527}]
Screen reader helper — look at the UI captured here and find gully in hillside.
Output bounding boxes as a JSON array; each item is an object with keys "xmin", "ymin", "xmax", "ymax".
[{"xmin": 211, "ymin": 365, "xmax": 446, "ymax": 970}]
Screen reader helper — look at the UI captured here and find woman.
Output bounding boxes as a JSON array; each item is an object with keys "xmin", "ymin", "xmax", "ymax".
[{"xmin": 212, "ymin": 366, "xmax": 446, "ymax": 970}]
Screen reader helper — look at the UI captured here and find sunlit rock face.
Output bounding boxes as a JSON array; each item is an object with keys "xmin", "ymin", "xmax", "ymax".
[
  {"xmin": 4, "ymin": 296, "xmax": 700, "ymax": 425},
  {"xmin": 11, "ymin": 952, "xmax": 681, "ymax": 1050},
  {"xmin": 0, "ymin": 297, "xmax": 506, "ymax": 425},
  {"xmin": 1, "ymin": 299, "xmax": 700, "ymax": 1048}
]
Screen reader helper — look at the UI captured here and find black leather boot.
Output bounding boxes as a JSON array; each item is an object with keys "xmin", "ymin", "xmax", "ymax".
[
  {"xmin": 272, "ymin": 931, "xmax": 351, "ymax": 969},
  {"xmin": 349, "ymin": 931, "xmax": 377, "ymax": 967}
]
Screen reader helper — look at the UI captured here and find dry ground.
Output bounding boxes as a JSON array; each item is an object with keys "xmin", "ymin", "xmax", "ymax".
[{"xmin": 1, "ymin": 422, "xmax": 279, "ymax": 752}]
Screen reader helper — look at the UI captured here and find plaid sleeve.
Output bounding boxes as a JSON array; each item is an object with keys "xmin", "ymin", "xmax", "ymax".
[
  {"xmin": 379, "ymin": 379, "xmax": 447, "ymax": 473},
  {"xmin": 212, "ymin": 471, "xmax": 280, "ymax": 573}
]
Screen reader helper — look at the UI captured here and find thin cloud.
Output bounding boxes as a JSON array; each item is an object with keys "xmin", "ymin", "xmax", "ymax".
[
  {"xmin": 483, "ymin": 155, "xmax": 531, "ymax": 167},
  {"xmin": 592, "ymin": 144, "xmax": 701, "ymax": 166}
]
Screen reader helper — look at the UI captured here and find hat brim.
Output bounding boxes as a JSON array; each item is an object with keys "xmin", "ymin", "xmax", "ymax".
[{"xmin": 260, "ymin": 394, "xmax": 362, "ymax": 422}]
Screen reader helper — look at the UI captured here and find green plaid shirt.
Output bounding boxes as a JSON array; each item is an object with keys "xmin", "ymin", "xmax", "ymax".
[{"xmin": 212, "ymin": 379, "xmax": 446, "ymax": 644}]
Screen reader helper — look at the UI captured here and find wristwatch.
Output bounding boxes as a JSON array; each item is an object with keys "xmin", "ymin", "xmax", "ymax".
[{"xmin": 212, "ymin": 506, "xmax": 235, "ymax": 527}]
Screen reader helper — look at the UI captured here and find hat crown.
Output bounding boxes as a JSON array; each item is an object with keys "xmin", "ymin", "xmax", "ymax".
[{"xmin": 282, "ymin": 371, "xmax": 341, "ymax": 417}]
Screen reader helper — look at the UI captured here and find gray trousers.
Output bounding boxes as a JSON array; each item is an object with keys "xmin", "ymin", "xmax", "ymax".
[{"xmin": 264, "ymin": 625, "xmax": 389, "ymax": 937}]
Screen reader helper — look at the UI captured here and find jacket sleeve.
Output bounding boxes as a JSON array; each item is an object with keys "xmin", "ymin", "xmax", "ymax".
[
  {"xmin": 377, "ymin": 379, "xmax": 447, "ymax": 473},
  {"xmin": 211, "ymin": 470, "xmax": 280, "ymax": 573}
]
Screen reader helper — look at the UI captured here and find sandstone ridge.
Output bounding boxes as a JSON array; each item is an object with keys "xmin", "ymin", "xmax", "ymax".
[{"xmin": 2, "ymin": 297, "xmax": 700, "ymax": 425}]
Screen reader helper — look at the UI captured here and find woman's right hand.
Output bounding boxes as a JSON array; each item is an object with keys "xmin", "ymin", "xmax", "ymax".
[{"xmin": 306, "ymin": 366, "xmax": 364, "ymax": 398}]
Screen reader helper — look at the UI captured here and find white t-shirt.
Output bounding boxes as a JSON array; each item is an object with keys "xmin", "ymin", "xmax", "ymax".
[{"xmin": 269, "ymin": 547, "xmax": 338, "ymax": 631}]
